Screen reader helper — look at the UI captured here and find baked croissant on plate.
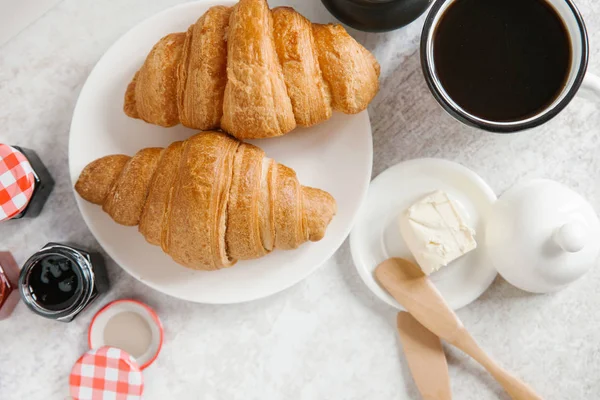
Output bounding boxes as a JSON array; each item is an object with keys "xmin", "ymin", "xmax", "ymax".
[
  {"xmin": 75, "ymin": 131, "xmax": 337, "ymax": 271},
  {"xmin": 124, "ymin": 0, "xmax": 380, "ymax": 139}
]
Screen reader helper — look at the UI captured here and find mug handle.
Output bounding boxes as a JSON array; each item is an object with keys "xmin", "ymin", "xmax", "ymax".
[{"xmin": 579, "ymin": 73, "xmax": 600, "ymax": 102}]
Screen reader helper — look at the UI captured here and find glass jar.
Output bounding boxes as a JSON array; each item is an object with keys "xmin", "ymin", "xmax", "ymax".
[
  {"xmin": 0, "ymin": 144, "xmax": 54, "ymax": 221},
  {"xmin": 321, "ymin": 0, "xmax": 432, "ymax": 32},
  {"xmin": 19, "ymin": 243, "xmax": 110, "ymax": 322},
  {"xmin": 0, "ymin": 252, "xmax": 21, "ymax": 320}
]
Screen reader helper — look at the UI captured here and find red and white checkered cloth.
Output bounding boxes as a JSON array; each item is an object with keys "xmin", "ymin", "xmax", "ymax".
[
  {"xmin": 70, "ymin": 346, "xmax": 144, "ymax": 400},
  {"xmin": 0, "ymin": 144, "xmax": 35, "ymax": 221}
]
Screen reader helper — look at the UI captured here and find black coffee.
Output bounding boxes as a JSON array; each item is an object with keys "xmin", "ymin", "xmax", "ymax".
[
  {"xmin": 28, "ymin": 255, "xmax": 82, "ymax": 311},
  {"xmin": 433, "ymin": 0, "xmax": 571, "ymax": 122}
]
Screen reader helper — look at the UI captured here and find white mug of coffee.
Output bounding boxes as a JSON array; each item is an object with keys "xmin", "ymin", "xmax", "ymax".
[{"xmin": 421, "ymin": 0, "xmax": 599, "ymax": 133}]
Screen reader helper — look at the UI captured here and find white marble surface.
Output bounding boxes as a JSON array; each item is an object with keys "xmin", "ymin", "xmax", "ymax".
[{"xmin": 1, "ymin": 0, "xmax": 599, "ymax": 398}]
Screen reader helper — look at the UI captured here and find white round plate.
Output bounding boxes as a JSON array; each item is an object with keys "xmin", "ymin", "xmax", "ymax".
[
  {"xmin": 69, "ymin": 1, "xmax": 373, "ymax": 304},
  {"xmin": 350, "ymin": 159, "xmax": 498, "ymax": 310}
]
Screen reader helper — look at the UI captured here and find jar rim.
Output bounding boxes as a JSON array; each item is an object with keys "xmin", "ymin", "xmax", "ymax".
[{"xmin": 19, "ymin": 244, "xmax": 95, "ymax": 320}]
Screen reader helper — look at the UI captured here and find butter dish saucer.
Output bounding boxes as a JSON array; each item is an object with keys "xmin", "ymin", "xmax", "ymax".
[{"xmin": 350, "ymin": 158, "xmax": 498, "ymax": 310}]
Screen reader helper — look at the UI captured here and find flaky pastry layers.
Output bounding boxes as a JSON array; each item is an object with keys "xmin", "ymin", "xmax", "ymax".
[
  {"xmin": 124, "ymin": 0, "xmax": 380, "ymax": 139},
  {"xmin": 75, "ymin": 131, "xmax": 337, "ymax": 271}
]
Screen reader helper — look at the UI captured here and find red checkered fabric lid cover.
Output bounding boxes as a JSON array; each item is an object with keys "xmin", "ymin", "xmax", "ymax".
[
  {"xmin": 0, "ymin": 144, "xmax": 35, "ymax": 221},
  {"xmin": 70, "ymin": 346, "xmax": 144, "ymax": 400}
]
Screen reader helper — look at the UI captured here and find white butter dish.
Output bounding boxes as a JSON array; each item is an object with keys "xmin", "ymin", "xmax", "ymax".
[
  {"xmin": 486, "ymin": 179, "xmax": 600, "ymax": 293},
  {"xmin": 350, "ymin": 158, "xmax": 497, "ymax": 311}
]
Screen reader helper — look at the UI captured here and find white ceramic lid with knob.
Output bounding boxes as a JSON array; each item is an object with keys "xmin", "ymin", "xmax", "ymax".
[{"xmin": 486, "ymin": 179, "xmax": 600, "ymax": 293}]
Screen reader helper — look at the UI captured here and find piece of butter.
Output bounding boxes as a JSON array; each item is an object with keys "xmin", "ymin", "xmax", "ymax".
[{"xmin": 399, "ymin": 190, "xmax": 476, "ymax": 275}]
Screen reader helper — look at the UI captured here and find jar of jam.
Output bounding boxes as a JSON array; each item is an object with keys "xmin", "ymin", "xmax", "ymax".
[
  {"xmin": 321, "ymin": 0, "xmax": 432, "ymax": 32},
  {"xmin": 19, "ymin": 243, "xmax": 110, "ymax": 322},
  {"xmin": 0, "ymin": 144, "xmax": 54, "ymax": 221},
  {"xmin": 0, "ymin": 252, "xmax": 20, "ymax": 320}
]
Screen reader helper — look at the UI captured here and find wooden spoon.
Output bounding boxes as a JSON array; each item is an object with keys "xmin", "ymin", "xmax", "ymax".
[
  {"xmin": 397, "ymin": 312, "xmax": 452, "ymax": 400},
  {"xmin": 376, "ymin": 258, "xmax": 543, "ymax": 400}
]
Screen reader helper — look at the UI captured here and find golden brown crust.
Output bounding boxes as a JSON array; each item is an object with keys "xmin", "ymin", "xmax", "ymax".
[
  {"xmin": 130, "ymin": 32, "xmax": 186, "ymax": 127},
  {"xmin": 361, "ymin": 45, "xmax": 381, "ymax": 77},
  {"xmin": 124, "ymin": 72, "xmax": 139, "ymax": 119},
  {"xmin": 139, "ymin": 141, "xmax": 184, "ymax": 245},
  {"xmin": 272, "ymin": 7, "xmax": 332, "ymax": 127},
  {"xmin": 75, "ymin": 155, "xmax": 131, "ymax": 205},
  {"xmin": 177, "ymin": 6, "xmax": 231, "ymax": 130},
  {"xmin": 273, "ymin": 163, "xmax": 304, "ymax": 249},
  {"xmin": 221, "ymin": 0, "xmax": 296, "ymax": 139},
  {"xmin": 102, "ymin": 148, "xmax": 163, "ymax": 226},
  {"xmin": 302, "ymin": 187, "xmax": 337, "ymax": 242},
  {"xmin": 124, "ymin": 1, "xmax": 379, "ymax": 138},
  {"xmin": 164, "ymin": 132, "xmax": 239, "ymax": 270},
  {"xmin": 225, "ymin": 143, "xmax": 269, "ymax": 260},
  {"xmin": 75, "ymin": 131, "xmax": 337, "ymax": 270},
  {"xmin": 312, "ymin": 23, "xmax": 380, "ymax": 114}
]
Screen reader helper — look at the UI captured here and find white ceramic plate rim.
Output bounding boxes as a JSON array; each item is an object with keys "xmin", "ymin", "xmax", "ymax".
[
  {"xmin": 68, "ymin": 0, "xmax": 373, "ymax": 304},
  {"xmin": 350, "ymin": 158, "xmax": 498, "ymax": 310}
]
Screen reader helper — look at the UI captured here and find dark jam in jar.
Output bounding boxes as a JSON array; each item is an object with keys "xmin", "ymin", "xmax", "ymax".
[
  {"xmin": 27, "ymin": 255, "xmax": 83, "ymax": 312},
  {"xmin": 19, "ymin": 243, "xmax": 109, "ymax": 322}
]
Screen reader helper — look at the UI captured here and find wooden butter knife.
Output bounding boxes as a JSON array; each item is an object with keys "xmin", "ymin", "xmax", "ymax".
[
  {"xmin": 376, "ymin": 258, "xmax": 543, "ymax": 400},
  {"xmin": 397, "ymin": 312, "xmax": 452, "ymax": 399}
]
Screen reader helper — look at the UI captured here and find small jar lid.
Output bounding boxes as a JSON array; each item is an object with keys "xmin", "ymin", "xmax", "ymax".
[
  {"xmin": 0, "ymin": 144, "xmax": 36, "ymax": 221},
  {"xmin": 70, "ymin": 346, "xmax": 144, "ymax": 400},
  {"xmin": 88, "ymin": 299, "xmax": 164, "ymax": 370}
]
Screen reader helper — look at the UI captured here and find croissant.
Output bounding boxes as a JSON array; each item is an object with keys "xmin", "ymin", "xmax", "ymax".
[
  {"xmin": 124, "ymin": 0, "xmax": 380, "ymax": 139},
  {"xmin": 74, "ymin": 131, "xmax": 337, "ymax": 271}
]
